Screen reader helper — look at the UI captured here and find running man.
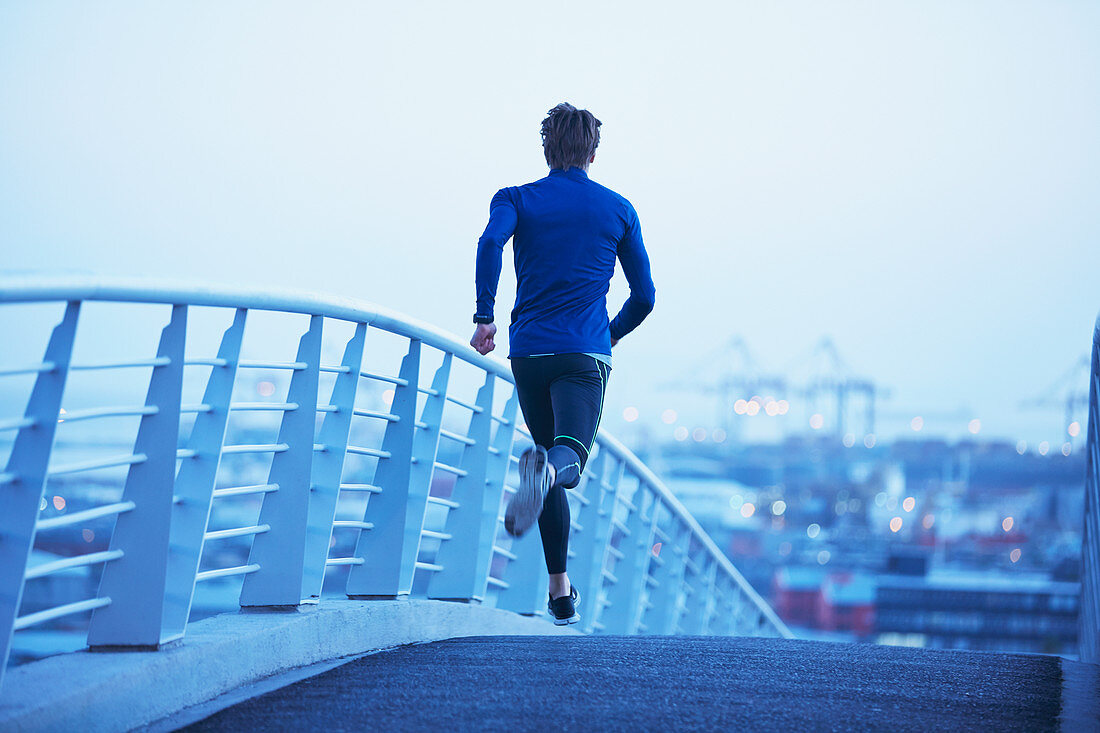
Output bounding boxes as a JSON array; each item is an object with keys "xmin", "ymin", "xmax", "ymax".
[{"xmin": 469, "ymin": 102, "xmax": 656, "ymax": 625}]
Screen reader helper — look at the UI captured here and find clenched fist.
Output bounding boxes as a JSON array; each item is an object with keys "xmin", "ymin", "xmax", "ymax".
[{"xmin": 470, "ymin": 323, "xmax": 497, "ymax": 355}]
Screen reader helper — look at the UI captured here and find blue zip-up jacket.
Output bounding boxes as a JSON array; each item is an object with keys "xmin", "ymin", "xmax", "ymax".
[{"xmin": 475, "ymin": 167, "xmax": 656, "ymax": 358}]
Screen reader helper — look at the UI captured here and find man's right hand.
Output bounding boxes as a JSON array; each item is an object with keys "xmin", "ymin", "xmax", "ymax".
[{"xmin": 470, "ymin": 323, "xmax": 497, "ymax": 355}]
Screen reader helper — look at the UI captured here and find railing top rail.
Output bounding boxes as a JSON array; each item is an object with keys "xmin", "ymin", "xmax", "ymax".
[
  {"xmin": 0, "ymin": 275, "xmax": 512, "ymax": 380},
  {"xmin": 0, "ymin": 274, "xmax": 790, "ymax": 637}
]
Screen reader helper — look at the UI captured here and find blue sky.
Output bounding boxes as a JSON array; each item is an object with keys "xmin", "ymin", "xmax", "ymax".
[{"xmin": 1, "ymin": 1, "xmax": 1097, "ymax": 447}]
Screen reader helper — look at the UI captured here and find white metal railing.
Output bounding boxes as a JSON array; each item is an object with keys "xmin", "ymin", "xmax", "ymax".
[
  {"xmin": 0, "ymin": 276, "xmax": 790, "ymax": 689},
  {"xmin": 1081, "ymin": 311, "xmax": 1100, "ymax": 664}
]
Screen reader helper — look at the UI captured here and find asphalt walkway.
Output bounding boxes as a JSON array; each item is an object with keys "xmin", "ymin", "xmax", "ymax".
[{"xmin": 184, "ymin": 636, "xmax": 1076, "ymax": 731}]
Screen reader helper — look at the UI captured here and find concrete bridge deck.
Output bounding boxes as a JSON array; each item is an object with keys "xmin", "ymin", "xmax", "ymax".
[{"xmin": 182, "ymin": 636, "xmax": 1098, "ymax": 732}]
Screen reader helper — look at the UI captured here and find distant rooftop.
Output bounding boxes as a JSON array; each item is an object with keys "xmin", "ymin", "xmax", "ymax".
[{"xmin": 877, "ymin": 570, "xmax": 1078, "ymax": 594}]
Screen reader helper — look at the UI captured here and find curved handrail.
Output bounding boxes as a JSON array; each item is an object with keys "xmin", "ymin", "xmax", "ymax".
[
  {"xmin": 0, "ymin": 275, "xmax": 791, "ymax": 689},
  {"xmin": 0, "ymin": 275, "xmax": 785, "ymax": 623},
  {"xmin": 0, "ymin": 276, "xmax": 512, "ymax": 380}
]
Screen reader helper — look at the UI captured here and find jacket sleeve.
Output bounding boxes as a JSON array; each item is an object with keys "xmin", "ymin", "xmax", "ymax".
[
  {"xmin": 609, "ymin": 205, "xmax": 656, "ymax": 341},
  {"xmin": 474, "ymin": 189, "xmax": 518, "ymax": 321}
]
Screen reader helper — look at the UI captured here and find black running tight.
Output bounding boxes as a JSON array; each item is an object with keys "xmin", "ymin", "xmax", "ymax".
[{"xmin": 510, "ymin": 353, "xmax": 610, "ymax": 575}]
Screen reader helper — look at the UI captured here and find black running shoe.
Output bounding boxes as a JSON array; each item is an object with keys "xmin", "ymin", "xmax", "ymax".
[
  {"xmin": 548, "ymin": 586, "xmax": 580, "ymax": 626},
  {"xmin": 505, "ymin": 446, "xmax": 550, "ymax": 537}
]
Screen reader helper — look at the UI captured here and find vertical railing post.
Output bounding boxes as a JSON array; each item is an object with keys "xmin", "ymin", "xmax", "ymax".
[
  {"xmin": 678, "ymin": 545, "xmax": 706, "ymax": 635},
  {"xmin": 645, "ymin": 519, "xmax": 691, "ymax": 635},
  {"xmin": 494, "ymin": 508, "xmax": 549, "ymax": 613},
  {"xmin": 477, "ymin": 390, "xmax": 519, "ymax": 598},
  {"xmin": 701, "ymin": 561, "xmax": 720, "ymax": 634},
  {"xmin": 302, "ymin": 323, "xmax": 367, "ymax": 602},
  {"xmin": 732, "ymin": 589, "xmax": 753, "ymax": 636},
  {"xmin": 1079, "ymin": 312, "xmax": 1100, "ymax": 664},
  {"xmin": 712, "ymin": 577, "xmax": 736, "ymax": 636},
  {"xmin": 349, "ymin": 347, "xmax": 450, "ymax": 597},
  {"xmin": 556, "ymin": 447, "xmax": 601, "ymax": 598},
  {"xmin": 0, "ymin": 302, "xmax": 79, "ymax": 684},
  {"xmin": 427, "ymin": 374, "xmax": 496, "ymax": 601},
  {"xmin": 346, "ymin": 340, "xmax": 419, "ymax": 597},
  {"xmin": 684, "ymin": 555, "xmax": 718, "ymax": 635},
  {"xmin": 89, "ymin": 304, "xmax": 186, "ymax": 647},
  {"xmin": 160, "ymin": 308, "xmax": 245, "ymax": 643},
  {"xmin": 601, "ymin": 485, "xmax": 656, "ymax": 634},
  {"xmin": 587, "ymin": 457, "xmax": 624, "ymax": 633},
  {"xmin": 240, "ymin": 316, "xmax": 323, "ymax": 607},
  {"xmin": 495, "ymin": 434, "xmax": 550, "ymax": 615}
]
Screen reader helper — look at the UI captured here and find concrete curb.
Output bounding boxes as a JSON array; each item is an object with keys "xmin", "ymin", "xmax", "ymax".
[{"xmin": 0, "ymin": 599, "xmax": 577, "ymax": 732}]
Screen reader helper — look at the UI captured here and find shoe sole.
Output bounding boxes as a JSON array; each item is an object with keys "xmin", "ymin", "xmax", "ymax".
[
  {"xmin": 553, "ymin": 613, "xmax": 580, "ymax": 626},
  {"xmin": 505, "ymin": 447, "xmax": 546, "ymax": 537}
]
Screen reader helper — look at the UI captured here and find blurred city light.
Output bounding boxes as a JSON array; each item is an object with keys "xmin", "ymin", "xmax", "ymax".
[
  {"xmin": 890, "ymin": 517, "xmax": 903, "ymax": 532},
  {"xmin": 661, "ymin": 408, "xmax": 678, "ymax": 424},
  {"xmin": 82, "ymin": 529, "xmax": 94, "ymax": 542},
  {"xmin": 776, "ymin": 400, "xmax": 790, "ymax": 415},
  {"xmin": 257, "ymin": 380, "xmax": 276, "ymax": 397},
  {"xmin": 39, "ymin": 497, "xmax": 46, "ymax": 512},
  {"xmin": 817, "ymin": 550, "xmax": 831, "ymax": 565},
  {"xmin": 673, "ymin": 426, "xmax": 688, "ymax": 441},
  {"xmin": 910, "ymin": 416, "xmax": 924, "ymax": 431},
  {"xmin": 902, "ymin": 497, "xmax": 916, "ymax": 512},
  {"xmin": 874, "ymin": 492, "xmax": 887, "ymax": 507},
  {"xmin": 843, "ymin": 433, "xmax": 856, "ymax": 448},
  {"xmin": 809, "ymin": 413, "xmax": 824, "ymax": 429},
  {"xmin": 922, "ymin": 514, "xmax": 935, "ymax": 529},
  {"xmin": 745, "ymin": 401, "xmax": 761, "ymax": 416},
  {"xmin": 778, "ymin": 542, "xmax": 792, "ymax": 557},
  {"xmin": 712, "ymin": 428, "xmax": 727, "ymax": 443},
  {"xmin": 52, "ymin": 496, "xmax": 65, "ymax": 511},
  {"xmin": 1010, "ymin": 548, "xmax": 1022, "ymax": 563},
  {"xmin": 382, "ymin": 388, "xmax": 395, "ymax": 405},
  {"xmin": 692, "ymin": 427, "xmax": 707, "ymax": 442},
  {"xmin": 1038, "ymin": 441, "xmax": 1050, "ymax": 455},
  {"xmin": 864, "ymin": 434, "xmax": 876, "ymax": 449},
  {"xmin": 622, "ymin": 406, "xmax": 639, "ymax": 422},
  {"xmin": 1016, "ymin": 440, "xmax": 1027, "ymax": 455},
  {"xmin": 1068, "ymin": 421, "xmax": 1081, "ymax": 437},
  {"xmin": 772, "ymin": 500, "xmax": 787, "ymax": 516},
  {"xmin": 733, "ymin": 399, "xmax": 748, "ymax": 415},
  {"xmin": 807, "ymin": 523, "xmax": 821, "ymax": 539},
  {"xmin": 1002, "ymin": 516, "xmax": 1014, "ymax": 532},
  {"xmin": 651, "ymin": 542, "xmax": 662, "ymax": 558},
  {"xmin": 1061, "ymin": 442, "xmax": 1072, "ymax": 456},
  {"xmin": 968, "ymin": 418, "xmax": 981, "ymax": 434},
  {"xmin": 740, "ymin": 502, "xmax": 756, "ymax": 518}
]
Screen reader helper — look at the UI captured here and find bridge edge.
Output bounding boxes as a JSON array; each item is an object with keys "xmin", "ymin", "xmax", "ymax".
[{"xmin": 0, "ymin": 600, "xmax": 576, "ymax": 732}]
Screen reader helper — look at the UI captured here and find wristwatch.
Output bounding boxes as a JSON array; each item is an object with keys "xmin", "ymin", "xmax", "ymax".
[{"xmin": 473, "ymin": 314, "xmax": 494, "ymax": 324}]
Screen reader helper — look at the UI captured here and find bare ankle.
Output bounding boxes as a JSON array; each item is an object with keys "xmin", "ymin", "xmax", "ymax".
[{"xmin": 548, "ymin": 572, "xmax": 571, "ymax": 598}]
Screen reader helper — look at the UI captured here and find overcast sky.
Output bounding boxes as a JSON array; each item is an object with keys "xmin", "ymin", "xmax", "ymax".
[{"xmin": 1, "ymin": 1, "xmax": 1097, "ymax": 447}]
